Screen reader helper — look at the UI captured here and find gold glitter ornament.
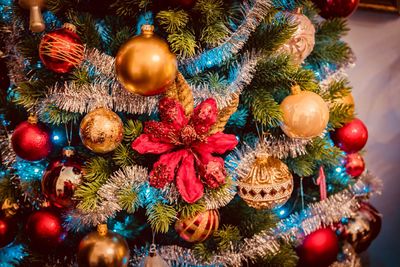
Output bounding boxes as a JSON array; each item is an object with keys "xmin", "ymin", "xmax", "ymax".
[
  {"xmin": 115, "ymin": 25, "xmax": 177, "ymax": 96},
  {"xmin": 280, "ymin": 85, "xmax": 329, "ymax": 139},
  {"xmin": 77, "ymin": 224, "xmax": 130, "ymax": 267},
  {"xmin": 279, "ymin": 10, "xmax": 315, "ymax": 65},
  {"xmin": 237, "ymin": 153, "xmax": 293, "ymax": 210},
  {"xmin": 79, "ymin": 108, "xmax": 124, "ymax": 154}
]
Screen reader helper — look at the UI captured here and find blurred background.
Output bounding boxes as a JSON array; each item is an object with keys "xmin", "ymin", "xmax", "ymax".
[{"xmin": 344, "ymin": 9, "xmax": 400, "ymax": 266}]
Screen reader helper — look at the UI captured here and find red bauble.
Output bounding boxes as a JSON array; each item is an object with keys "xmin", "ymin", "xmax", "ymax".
[
  {"xmin": 345, "ymin": 153, "xmax": 365, "ymax": 177},
  {"xmin": 346, "ymin": 202, "xmax": 382, "ymax": 253},
  {"xmin": 11, "ymin": 115, "xmax": 52, "ymax": 161},
  {"xmin": 42, "ymin": 147, "xmax": 83, "ymax": 209},
  {"xmin": 26, "ymin": 210, "xmax": 65, "ymax": 249},
  {"xmin": 312, "ymin": 0, "xmax": 359, "ymax": 19},
  {"xmin": 0, "ymin": 215, "xmax": 18, "ymax": 248},
  {"xmin": 332, "ymin": 118, "xmax": 368, "ymax": 153},
  {"xmin": 297, "ymin": 228, "xmax": 339, "ymax": 267},
  {"xmin": 39, "ymin": 23, "xmax": 84, "ymax": 73}
]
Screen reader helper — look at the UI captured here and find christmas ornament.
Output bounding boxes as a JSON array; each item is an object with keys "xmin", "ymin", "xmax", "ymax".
[
  {"xmin": 18, "ymin": 0, "xmax": 46, "ymax": 32},
  {"xmin": 312, "ymin": 0, "xmax": 359, "ymax": 19},
  {"xmin": 26, "ymin": 209, "xmax": 65, "ymax": 249},
  {"xmin": 132, "ymin": 98, "xmax": 238, "ymax": 203},
  {"xmin": 143, "ymin": 244, "xmax": 170, "ymax": 267},
  {"xmin": 39, "ymin": 23, "xmax": 84, "ymax": 74},
  {"xmin": 11, "ymin": 114, "xmax": 52, "ymax": 161},
  {"xmin": 346, "ymin": 202, "xmax": 381, "ymax": 253},
  {"xmin": 344, "ymin": 153, "xmax": 365, "ymax": 177},
  {"xmin": 279, "ymin": 10, "xmax": 315, "ymax": 65},
  {"xmin": 331, "ymin": 92, "xmax": 355, "ymax": 117},
  {"xmin": 115, "ymin": 25, "xmax": 177, "ymax": 96},
  {"xmin": 41, "ymin": 147, "xmax": 83, "ymax": 209},
  {"xmin": 332, "ymin": 118, "xmax": 368, "ymax": 153},
  {"xmin": 280, "ymin": 85, "xmax": 329, "ymax": 139},
  {"xmin": 0, "ymin": 59, "xmax": 9, "ymax": 91},
  {"xmin": 237, "ymin": 153, "xmax": 293, "ymax": 209},
  {"xmin": 0, "ymin": 215, "xmax": 17, "ymax": 248},
  {"xmin": 79, "ymin": 107, "xmax": 124, "ymax": 154},
  {"xmin": 297, "ymin": 228, "xmax": 339, "ymax": 267},
  {"xmin": 77, "ymin": 224, "xmax": 130, "ymax": 267},
  {"xmin": 175, "ymin": 210, "xmax": 219, "ymax": 243}
]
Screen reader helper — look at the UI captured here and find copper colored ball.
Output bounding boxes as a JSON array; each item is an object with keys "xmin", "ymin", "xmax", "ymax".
[
  {"xmin": 77, "ymin": 230, "xmax": 130, "ymax": 267},
  {"xmin": 332, "ymin": 118, "xmax": 368, "ymax": 153},
  {"xmin": 79, "ymin": 108, "xmax": 124, "ymax": 154},
  {"xmin": 280, "ymin": 89, "xmax": 329, "ymax": 139},
  {"xmin": 115, "ymin": 26, "xmax": 177, "ymax": 96},
  {"xmin": 345, "ymin": 153, "xmax": 365, "ymax": 177},
  {"xmin": 11, "ymin": 120, "xmax": 52, "ymax": 161}
]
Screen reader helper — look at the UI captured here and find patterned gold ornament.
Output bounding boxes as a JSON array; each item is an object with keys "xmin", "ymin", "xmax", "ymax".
[
  {"xmin": 79, "ymin": 108, "xmax": 124, "ymax": 154},
  {"xmin": 280, "ymin": 85, "xmax": 329, "ymax": 139},
  {"xmin": 237, "ymin": 153, "xmax": 293, "ymax": 209},
  {"xmin": 115, "ymin": 25, "xmax": 177, "ymax": 96},
  {"xmin": 279, "ymin": 10, "xmax": 315, "ymax": 65},
  {"xmin": 175, "ymin": 210, "xmax": 219, "ymax": 243},
  {"xmin": 18, "ymin": 0, "xmax": 46, "ymax": 33},
  {"xmin": 77, "ymin": 224, "xmax": 130, "ymax": 267}
]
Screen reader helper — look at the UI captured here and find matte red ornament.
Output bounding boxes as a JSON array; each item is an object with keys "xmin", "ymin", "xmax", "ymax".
[
  {"xmin": 39, "ymin": 23, "xmax": 84, "ymax": 74},
  {"xmin": 26, "ymin": 210, "xmax": 65, "ymax": 249},
  {"xmin": 346, "ymin": 202, "xmax": 382, "ymax": 253},
  {"xmin": 297, "ymin": 228, "xmax": 339, "ymax": 267},
  {"xmin": 42, "ymin": 147, "xmax": 83, "ymax": 209},
  {"xmin": 345, "ymin": 153, "xmax": 365, "ymax": 177},
  {"xmin": 11, "ymin": 115, "xmax": 52, "ymax": 161},
  {"xmin": 0, "ymin": 215, "xmax": 17, "ymax": 248},
  {"xmin": 312, "ymin": 0, "xmax": 359, "ymax": 19},
  {"xmin": 332, "ymin": 118, "xmax": 368, "ymax": 153}
]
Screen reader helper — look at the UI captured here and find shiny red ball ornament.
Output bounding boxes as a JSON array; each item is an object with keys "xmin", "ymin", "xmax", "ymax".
[
  {"xmin": 26, "ymin": 210, "xmax": 65, "ymax": 249},
  {"xmin": 11, "ymin": 115, "xmax": 52, "ymax": 161},
  {"xmin": 39, "ymin": 23, "xmax": 84, "ymax": 74},
  {"xmin": 346, "ymin": 202, "xmax": 382, "ymax": 253},
  {"xmin": 42, "ymin": 147, "xmax": 83, "ymax": 209},
  {"xmin": 312, "ymin": 0, "xmax": 359, "ymax": 19},
  {"xmin": 297, "ymin": 228, "xmax": 339, "ymax": 267},
  {"xmin": 331, "ymin": 118, "xmax": 368, "ymax": 153},
  {"xmin": 0, "ymin": 215, "xmax": 17, "ymax": 248},
  {"xmin": 345, "ymin": 153, "xmax": 365, "ymax": 177}
]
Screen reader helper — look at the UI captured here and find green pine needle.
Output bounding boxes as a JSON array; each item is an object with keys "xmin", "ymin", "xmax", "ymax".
[
  {"xmin": 214, "ymin": 225, "xmax": 242, "ymax": 251},
  {"xmin": 177, "ymin": 201, "xmax": 207, "ymax": 220},
  {"xmin": 146, "ymin": 202, "xmax": 176, "ymax": 233},
  {"xmin": 157, "ymin": 10, "xmax": 189, "ymax": 33},
  {"xmin": 113, "ymin": 144, "xmax": 136, "ymax": 168},
  {"xmin": 124, "ymin": 120, "xmax": 143, "ymax": 142},
  {"xmin": 118, "ymin": 189, "xmax": 139, "ymax": 213}
]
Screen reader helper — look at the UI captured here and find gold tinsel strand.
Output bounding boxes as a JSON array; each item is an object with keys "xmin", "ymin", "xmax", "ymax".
[
  {"xmin": 209, "ymin": 93, "xmax": 239, "ymax": 135},
  {"xmin": 165, "ymin": 72, "xmax": 194, "ymax": 116}
]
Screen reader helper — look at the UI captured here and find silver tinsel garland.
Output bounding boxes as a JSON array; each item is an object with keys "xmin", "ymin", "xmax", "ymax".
[{"xmin": 0, "ymin": 132, "xmax": 16, "ymax": 166}]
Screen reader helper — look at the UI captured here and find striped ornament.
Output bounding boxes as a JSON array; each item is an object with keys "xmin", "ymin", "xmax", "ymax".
[{"xmin": 175, "ymin": 210, "xmax": 219, "ymax": 243}]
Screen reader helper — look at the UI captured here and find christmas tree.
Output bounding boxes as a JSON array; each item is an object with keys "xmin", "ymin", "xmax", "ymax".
[{"xmin": 0, "ymin": 0, "xmax": 382, "ymax": 266}]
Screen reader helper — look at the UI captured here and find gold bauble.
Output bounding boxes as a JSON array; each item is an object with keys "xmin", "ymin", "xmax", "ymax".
[
  {"xmin": 280, "ymin": 85, "xmax": 329, "ymax": 139},
  {"xmin": 279, "ymin": 10, "xmax": 315, "ymax": 65},
  {"xmin": 115, "ymin": 25, "xmax": 177, "ymax": 96},
  {"xmin": 78, "ymin": 224, "xmax": 130, "ymax": 267},
  {"xmin": 331, "ymin": 92, "xmax": 355, "ymax": 116},
  {"xmin": 237, "ymin": 154, "xmax": 293, "ymax": 210},
  {"xmin": 175, "ymin": 210, "xmax": 219, "ymax": 243},
  {"xmin": 79, "ymin": 107, "xmax": 124, "ymax": 154}
]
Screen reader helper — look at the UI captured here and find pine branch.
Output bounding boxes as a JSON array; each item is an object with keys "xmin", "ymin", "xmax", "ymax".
[
  {"xmin": 177, "ymin": 201, "xmax": 207, "ymax": 220},
  {"xmin": 124, "ymin": 120, "xmax": 143, "ymax": 142},
  {"xmin": 200, "ymin": 21, "xmax": 230, "ymax": 46},
  {"xmin": 167, "ymin": 29, "xmax": 198, "ymax": 58},
  {"xmin": 118, "ymin": 189, "xmax": 139, "ymax": 213},
  {"xmin": 113, "ymin": 144, "xmax": 136, "ymax": 168},
  {"xmin": 39, "ymin": 105, "xmax": 81, "ymax": 125},
  {"xmin": 250, "ymin": 92, "xmax": 283, "ymax": 128},
  {"xmin": 329, "ymin": 103, "xmax": 354, "ymax": 129},
  {"xmin": 67, "ymin": 12, "xmax": 102, "ymax": 49},
  {"xmin": 13, "ymin": 81, "xmax": 46, "ymax": 109},
  {"xmin": 156, "ymin": 10, "xmax": 189, "ymax": 33},
  {"xmin": 315, "ymin": 18, "xmax": 349, "ymax": 42},
  {"xmin": 214, "ymin": 225, "xmax": 242, "ymax": 251},
  {"xmin": 146, "ymin": 202, "xmax": 176, "ymax": 233}
]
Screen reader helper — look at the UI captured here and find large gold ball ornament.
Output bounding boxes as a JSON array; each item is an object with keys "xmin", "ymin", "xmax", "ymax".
[
  {"xmin": 115, "ymin": 25, "xmax": 177, "ymax": 96},
  {"xmin": 79, "ymin": 108, "xmax": 124, "ymax": 154},
  {"xmin": 278, "ymin": 10, "xmax": 315, "ymax": 65},
  {"xmin": 280, "ymin": 86, "xmax": 329, "ymax": 139},
  {"xmin": 175, "ymin": 210, "xmax": 219, "ymax": 243},
  {"xmin": 237, "ymin": 154, "xmax": 293, "ymax": 210},
  {"xmin": 77, "ymin": 224, "xmax": 130, "ymax": 267}
]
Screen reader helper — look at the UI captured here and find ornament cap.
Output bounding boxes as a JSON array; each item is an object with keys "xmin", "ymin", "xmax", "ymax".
[
  {"xmin": 291, "ymin": 85, "xmax": 302, "ymax": 95},
  {"xmin": 62, "ymin": 23, "xmax": 77, "ymax": 33},
  {"xmin": 27, "ymin": 114, "xmax": 38, "ymax": 124},
  {"xmin": 141, "ymin": 24, "xmax": 155, "ymax": 36},
  {"xmin": 294, "ymin": 7, "xmax": 302, "ymax": 14},
  {"xmin": 62, "ymin": 146, "xmax": 76, "ymax": 157},
  {"xmin": 97, "ymin": 224, "xmax": 108, "ymax": 236}
]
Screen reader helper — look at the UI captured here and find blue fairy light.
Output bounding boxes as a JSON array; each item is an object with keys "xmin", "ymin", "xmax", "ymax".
[{"xmin": 13, "ymin": 159, "xmax": 47, "ymax": 181}]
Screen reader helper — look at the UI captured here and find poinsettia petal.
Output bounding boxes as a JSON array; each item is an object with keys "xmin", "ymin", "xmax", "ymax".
[
  {"xmin": 176, "ymin": 151, "xmax": 204, "ymax": 203},
  {"xmin": 131, "ymin": 134, "xmax": 175, "ymax": 154},
  {"xmin": 191, "ymin": 98, "xmax": 218, "ymax": 135},
  {"xmin": 197, "ymin": 155, "xmax": 227, "ymax": 189},
  {"xmin": 144, "ymin": 121, "xmax": 178, "ymax": 144},
  {"xmin": 159, "ymin": 98, "xmax": 188, "ymax": 130},
  {"xmin": 149, "ymin": 150, "xmax": 186, "ymax": 188},
  {"xmin": 193, "ymin": 132, "xmax": 238, "ymax": 156}
]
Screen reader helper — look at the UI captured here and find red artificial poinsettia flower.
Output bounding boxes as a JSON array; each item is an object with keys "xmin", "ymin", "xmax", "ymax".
[{"xmin": 132, "ymin": 97, "xmax": 238, "ymax": 203}]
